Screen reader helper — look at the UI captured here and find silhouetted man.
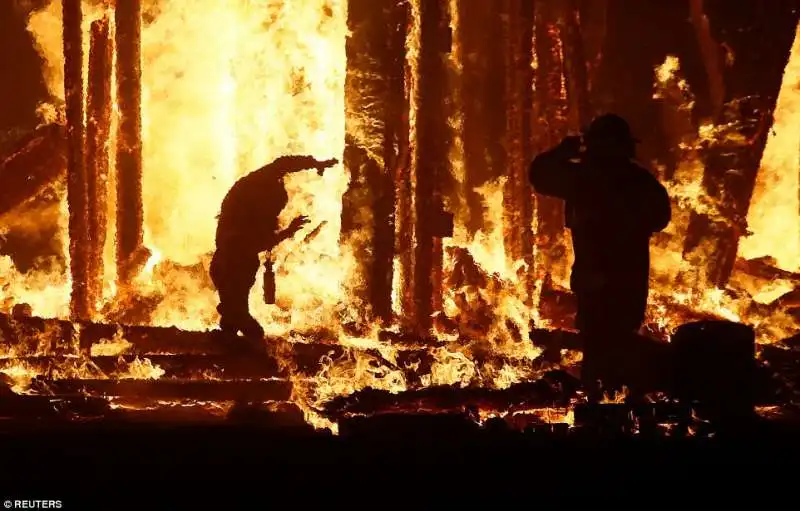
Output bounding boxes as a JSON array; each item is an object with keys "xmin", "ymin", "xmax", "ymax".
[
  {"xmin": 529, "ymin": 114, "xmax": 671, "ymax": 388},
  {"xmin": 210, "ymin": 155, "xmax": 337, "ymax": 339}
]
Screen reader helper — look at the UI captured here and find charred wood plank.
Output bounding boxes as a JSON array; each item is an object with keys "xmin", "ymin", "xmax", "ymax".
[
  {"xmin": 0, "ymin": 393, "xmax": 110, "ymax": 419},
  {"xmin": 0, "ymin": 124, "xmax": 66, "ymax": 217},
  {"xmin": 115, "ymin": 0, "xmax": 145, "ymax": 285},
  {"xmin": 0, "ymin": 312, "xmax": 343, "ymax": 360},
  {"xmin": 339, "ymin": 412, "xmax": 479, "ymax": 438},
  {"xmin": 322, "ymin": 376, "xmax": 576, "ymax": 419},
  {"xmin": 734, "ymin": 257, "xmax": 800, "ymax": 284},
  {"xmin": 62, "ymin": 0, "xmax": 90, "ymax": 320},
  {"xmin": 0, "ymin": 354, "xmax": 284, "ymax": 380},
  {"xmin": 85, "ymin": 16, "xmax": 113, "ymax": 313},
  {"xmin": 38, "ymin": 378, "xmax": 293, "ymax": 402}
]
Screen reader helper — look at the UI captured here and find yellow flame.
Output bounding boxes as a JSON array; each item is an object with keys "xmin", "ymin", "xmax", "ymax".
[{"xmin": 739, "ymin": 25, "xmax": 800, "ymax": 272}]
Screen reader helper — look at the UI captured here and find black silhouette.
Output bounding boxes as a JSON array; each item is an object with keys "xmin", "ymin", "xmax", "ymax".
[
  {"xmin": 529, "ymin": 114, "xmax": 671, "ymax": 389},
  {"xmin": 210, "ymin": 155, "xmax": 337, "ymax": 339}
]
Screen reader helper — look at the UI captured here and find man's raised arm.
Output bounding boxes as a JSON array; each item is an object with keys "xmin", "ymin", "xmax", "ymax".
[
  {"xmin": 269, "ymin": 155, "xmax": 338, "ymax": 176},
  {"xmin": 529, "ymin": 136, "xmax": 583, "ymax": 201}
]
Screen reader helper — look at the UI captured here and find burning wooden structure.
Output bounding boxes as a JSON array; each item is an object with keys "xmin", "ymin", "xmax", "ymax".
[{"xmin": 0, "ymin": 0, "xmax": 799, "ymax": 429}]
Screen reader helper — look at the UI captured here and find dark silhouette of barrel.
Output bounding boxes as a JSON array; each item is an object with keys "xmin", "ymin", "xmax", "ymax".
[{"xmin": 672, "ymin": 320, "xmax": 756, "ymax": 422}]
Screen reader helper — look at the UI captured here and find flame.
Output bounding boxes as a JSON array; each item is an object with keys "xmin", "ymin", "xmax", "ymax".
[
  {"xmin": 2, "ymin": 3, "xmax": 798, "ymax": 431},
  {"xmin": 739, "ymin": 24, "xmax": 800, "ymax": 273}
]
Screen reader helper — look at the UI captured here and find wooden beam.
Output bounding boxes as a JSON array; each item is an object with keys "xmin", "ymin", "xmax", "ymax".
[
  {"xmin": 531, "ymin": 0, "xmax": 571, "ymax": 310},
  {"xmin": 456, "ymin": 0, "xmax": 498, "ymax": 235},
  {"xmin": 39, "ymin": 378, "xmax": 293, "ymax": 402},
  {"xmin": 412, "ymin": 0, "xmax": 451, "ymax": 335},
  {"xmin": 86, "ymin": 16, "xmax": 113, "ymax": 315},
  {"xmin": 343, "ymin": 0, "xmax": 407, "ymax": 324},
  {"xmin": 62, "ymin": 0, "xmax": 90, "ymax": 320},
  {"xmin": 0, "ymin": 354, "xmax": 285, "ymax": 381},
  {"xmin": 0, "ymin": 124, "xmax": 66, "ymax": 217},
  {"xmin": 115, "ymin": 0, "xmax": 145, "ymax": 286},
  {"xmin": 322, "ymin": 378, "xmax": 576, "ymax": 419},
  {"xmin": 502, "ymin": 0, "xmax": 535, "ymax": 304}
]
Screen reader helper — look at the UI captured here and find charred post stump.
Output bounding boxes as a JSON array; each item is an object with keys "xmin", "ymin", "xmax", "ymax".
[
  {"xmin": 62, "ymin": 0, "xmax": 90, "ymax": 321},
  {"xmin": 682, "ymin": 0, "xmax": 800, "ymax": 288},
  {"xmin": 86, "ymin": 17, "xmax": 113, "ymax": 314},
  {"xmin": 672, "ymin": 320, "xmax": 756, "ymax": 425},
  {"xmin": 411, "ymin": 0, "xmax": 452, "ymax": 335},
  {"xmin": 342, "ymin": 0, "xmax": 408, "ymax": 325},
  {"xmin": 501, "ymin": 0, "xmax": 535, "ymax": 303},
  {"xmin": 115, "ymin": 0, "xmax": 146, "ymax": 286}
]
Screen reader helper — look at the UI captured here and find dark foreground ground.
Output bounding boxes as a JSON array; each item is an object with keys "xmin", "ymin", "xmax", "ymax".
[{"xmin": 2, "ymin": 414, "xmax": 799, "ymax": 508}]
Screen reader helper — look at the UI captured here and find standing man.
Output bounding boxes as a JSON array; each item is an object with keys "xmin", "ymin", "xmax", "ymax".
[
  {"xmin": 211, "ymin": 155, "xmax": 337, "ymax": 339},
  {"xmin": 528, "ymin": 114, "xmax": 671, "ymax": 390}
]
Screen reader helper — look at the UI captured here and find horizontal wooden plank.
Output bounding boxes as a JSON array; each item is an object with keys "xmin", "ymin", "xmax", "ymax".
[{"xmin": 37, "ymin": 378, "xmax": 293, "ymax": 402}]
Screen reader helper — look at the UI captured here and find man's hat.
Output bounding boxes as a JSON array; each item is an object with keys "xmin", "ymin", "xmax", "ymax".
[{"xmin": 583, "ymin": 114, "xmax": 640, "ymax": 144}]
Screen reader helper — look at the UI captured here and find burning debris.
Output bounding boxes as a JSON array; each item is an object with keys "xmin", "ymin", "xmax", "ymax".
[{"xmin": 0, "ymin": 0, "xmax": 797, "ymax": 436}]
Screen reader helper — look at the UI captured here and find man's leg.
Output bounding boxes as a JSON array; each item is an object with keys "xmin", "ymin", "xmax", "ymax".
[{"xmin": 210, "ymin": 249, "xmax": 264, "ymax": 338}]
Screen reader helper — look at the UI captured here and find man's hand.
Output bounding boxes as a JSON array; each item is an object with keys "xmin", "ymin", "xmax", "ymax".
[
  {"xmin": 286, "ymin": 215, "xmax": 311, "ymax": 236},
  {"xmin": 315, "ymin": 158, "xmax": 338, "ymax": 175},
  {"xmin": 557, "ymin": 136, "xmax": 583, "ymax": 157}
]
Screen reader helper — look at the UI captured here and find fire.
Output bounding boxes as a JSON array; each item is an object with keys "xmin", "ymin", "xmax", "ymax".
[
  {"xmin": 0, "ymin": 2, "xmax": 798, "ymax": 431},
  {"xmin": 739, "ymin": 24, "xmax": 800, "ymax": 273}
]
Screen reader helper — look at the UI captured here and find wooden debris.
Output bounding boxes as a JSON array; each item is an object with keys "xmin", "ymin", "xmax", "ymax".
[{"xmin": 37, "ymin": 378, "xmax": 292, "ymax": 402}]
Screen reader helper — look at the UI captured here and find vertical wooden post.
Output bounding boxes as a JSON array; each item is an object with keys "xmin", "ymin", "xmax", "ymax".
[
  {"xmin": 342, "ymin": 0, "xmax": 407, "ymax": 325},
  {"xmin": 86, "ymin": 16, "xmax": 112, "ymax": 314},
  {"xmin": 502, "ymin": 0, "xmax": 535, "ymax": 302},
  {"xmin": 531, "ymin": 0, "xmax": 570, "ymax": 296},
  {"xmin": 412, "ymin": 0, "xmax": 451, "ymax": 335},
  {"xmin": 395, "ymin": 4, "xmax": 415, "ymax": 327},
  {"xmin": 560, "ymin": 0, "xmax": 592, "ymax": 128},
  {"xmin": 376, "ymin": 1, "xmax": 409, "ymax": 323},
  {"xmin": 62, "ymin": 0, "xmax": 90, "ymax": 320},
  {"xmin": 115, "ymin": 0, "xmax": 145, "ymax": 286},
  {"xmin": 576, "ymin": 0, "xmax": 608, "ymax": 101},
  {"xmin": 457, "ymin": 0, "xmax": 494, "ymax": 235}
]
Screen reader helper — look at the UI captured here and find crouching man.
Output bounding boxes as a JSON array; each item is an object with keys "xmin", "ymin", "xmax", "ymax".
[{"xmin": 210, "ymin": 155, "xmax": 337, "ymax": 339}]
